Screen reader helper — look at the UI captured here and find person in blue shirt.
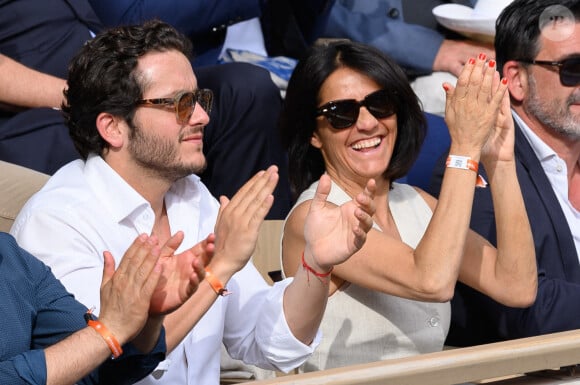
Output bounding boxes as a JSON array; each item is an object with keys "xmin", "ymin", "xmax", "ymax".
[{"xmin": 0, "ymin": 231, "xmax": 211, "ymax": 385}]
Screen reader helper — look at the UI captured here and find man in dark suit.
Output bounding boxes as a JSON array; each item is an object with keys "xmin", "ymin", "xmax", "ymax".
[
  {"xmin": 88, "ymin": 0, "xmax": 334, "ymax": 66},
  {"xmin": 0, "ymin": 0, "xmax": 292, "ymax": 219},
  {"xmin": 430, "ymin": 0, "xmax": 580, "ymax": 346}
]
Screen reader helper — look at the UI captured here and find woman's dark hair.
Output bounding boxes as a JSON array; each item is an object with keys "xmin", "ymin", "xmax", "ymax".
[
  {"xmin": 495, "ymin": 0, "xmax": 580, "ymax": 70},
  {"xmin": 279, "ymin": 40, "xmax": 426, "ymax": 198},
  {"xmin": 62, "ymin": 20, "xmax": 192, "ymax": 159}
]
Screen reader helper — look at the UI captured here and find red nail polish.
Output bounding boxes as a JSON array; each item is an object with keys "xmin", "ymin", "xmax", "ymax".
[
  {"xmin": 501, "ymin": 78, "xmax": 508, "ymax": 85},
  {"xmin": 442, "ymin": 84, "xmax": 450, "ymax": 91},
  {"xmin": 479, "ymin": 53, "xmax": 486, "ymax": 60},
  {"xmin": 468, "ymin": 58, "xmax": 476, "ymax": 65},
  {"xmin": 489, "ymin": 60, "xmax": 496, "ymax": 67}
]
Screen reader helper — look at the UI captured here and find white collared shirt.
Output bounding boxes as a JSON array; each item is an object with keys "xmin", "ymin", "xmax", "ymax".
[
  {"xmin": 514, "ymin": 112, "xmax": 580, "ymax": 261},
  {"xmin": 11, "ymin": 154, "xmax": 318, "ymax": 385}
]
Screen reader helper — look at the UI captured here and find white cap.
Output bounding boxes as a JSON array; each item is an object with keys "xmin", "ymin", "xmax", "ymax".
[{"xmin": 432, "ymin": 0, "xmax": 513, "ymax": 41}]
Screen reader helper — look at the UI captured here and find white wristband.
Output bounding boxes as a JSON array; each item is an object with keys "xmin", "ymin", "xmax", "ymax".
[{"xmin": 446, "ymin": 155, "xmax": 478, "ymax": 173}]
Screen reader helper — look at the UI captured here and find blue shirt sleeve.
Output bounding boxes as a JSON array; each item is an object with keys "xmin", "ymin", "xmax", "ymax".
[
  {"xmin": 323, "ymin": 0, "xmax": 445, "ymax": 75},
  {"xmin": 0, "ymin": 233, "xmax": 165, "ymax": 385}
]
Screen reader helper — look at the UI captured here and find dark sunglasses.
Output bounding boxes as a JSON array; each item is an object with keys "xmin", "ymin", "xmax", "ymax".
[
  {"xmin": 136, "ymin": 89, "xmax": 214, "ymax": 124},
  {"xmin": 315, "ymin": 89, "xmax": 396, "ymax": 129},
  {"xmin": 518, "ymin": 57, "xmax": 580, "ymax": 87}
]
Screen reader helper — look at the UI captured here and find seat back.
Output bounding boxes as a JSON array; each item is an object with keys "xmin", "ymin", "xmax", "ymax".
[
  {"xmin": 397, "ymin": 112, "xmax": 450, "ymax": 190},
  {"xmin": 252, "ymin": 219, "xmax": 284, "ymax": 284},
  {"xmin": 0, "ymin": 161, "xmax": 49, "ymax": 233}
]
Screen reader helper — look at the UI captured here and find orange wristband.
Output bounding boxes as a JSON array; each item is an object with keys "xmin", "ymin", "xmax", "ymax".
[
  {"xmin": 445, "ymin": 155, "xmax": 479, "ymax": 173},
  {"xmin": 85, "ymin": 309, "xmax": 123, "ymax": 359},
  {"xmin": 301, "ymin": 251, "xmax": 333, "ymax": 282},
  {"xmin": 205, "ymin": 268, "xmax": 231, "ymax": 296}
]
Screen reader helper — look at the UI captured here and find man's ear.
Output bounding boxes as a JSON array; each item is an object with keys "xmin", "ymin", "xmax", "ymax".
[
  {"xmin": 502, "ymin": 60, "xmax": 527, "ymax": 103},
  {"xmin": 310, "ymin": 131, "xmax": 322, "ymax": 149},
  {"xmin": 96, "ymin": 112, "xmax": 125, "ymax": 149}
]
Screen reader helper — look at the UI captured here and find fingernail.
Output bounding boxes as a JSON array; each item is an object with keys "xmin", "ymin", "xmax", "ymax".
[
  {"xmin": 442, "ymin": 84, "xmax": 450, "ymax": 91},
  {"xmin": 488, "ymin": 60, "xmax": 496, "ymax": 67},
  {"xmin": 468, "ymin": 58, "xmax": 476, "ymax": 65},
  {"xmin": 478, "ymin": 53, "xmax": 486, "ymax": 60},
  {"xmin": 501, "ymin": 77, "xmax": 508, "ymax": 85}
]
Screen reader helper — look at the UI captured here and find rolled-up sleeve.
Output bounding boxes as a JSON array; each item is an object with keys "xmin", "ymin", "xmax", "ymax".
[{"xmin": 223, "ymin": 263, "xmax": 321, "ymax": 373}]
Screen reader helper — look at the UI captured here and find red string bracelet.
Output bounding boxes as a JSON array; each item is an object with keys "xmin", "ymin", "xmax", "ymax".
[{"xmin": 301, "ymin": 251, "xmax": 333, "ymax": 282}]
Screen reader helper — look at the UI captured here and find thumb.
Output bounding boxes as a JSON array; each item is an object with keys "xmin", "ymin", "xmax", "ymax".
[
  {"xmin": 101, "ymin": 251, "xmax": 116, "ymax": 289},
  {"xmin": 442, "ymin": 82, "xmax": 456, "ymax": 118},
  {"xmin": 215, "ymin": 195, "xmax": 230, "ymax": 225},
  {"xmin": 310, "ymin": 174, "xmax": 331, "ymax": 213},
  {"xmin": 219, "ymin": 195, "xmax": 230, "ymax": 208}
]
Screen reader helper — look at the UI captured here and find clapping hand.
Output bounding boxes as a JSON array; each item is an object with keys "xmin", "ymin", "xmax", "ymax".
[
  {"xmin": 211, "ymin": 165, "xmax": 278, "ymax": 274},
  {"xmin": 443, "ymin": 54, "xmax": 509, "ymax": 156},
  {"xmin": 148, "ymin": 231, "xmax": 214, "ymax": 315},
  {"xmin": 480, "ymin": 74, "xmax": 514, "ymax": 166},
  {"xmin": 302, "ymin": 175, "xmax": 376, "ymax": 271},
  {"xmin": 98, "ymin": 233, "xmax": 212, "ymax": 344}
]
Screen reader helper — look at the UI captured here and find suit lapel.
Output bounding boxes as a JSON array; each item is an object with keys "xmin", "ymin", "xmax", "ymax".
[{"xmin": 514, "ymin": 123, "xmax": 580, "ymax": 281}]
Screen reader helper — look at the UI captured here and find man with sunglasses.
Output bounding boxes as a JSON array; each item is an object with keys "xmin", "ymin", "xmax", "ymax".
[
  {"xmin": 0, "ymin": 0, "xmax": 292, "ymax": 220},
  {"xmin": 10, "ymin": 20, "xmax": 376, "ymax": 385},
  {"xmin": 430, "ymin": 0, "xmax": 580, "ymax": 346}
]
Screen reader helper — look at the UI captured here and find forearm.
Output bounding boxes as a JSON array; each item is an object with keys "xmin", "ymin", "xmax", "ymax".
[
  {"xmin": 413, "ymin": 144, "xmax": 481, "ymax": 297},
  {"xmin": 162, "ymin": 258, "xmax": 235, "ymax": 351},
  {"xmin": 281, "ymin": 248, "xmax": 330, "ymax": 344},
  {"xmin": 131, "ymin": 316, "xmax": 165, "ymax": 353},
  {"xmin": 0, "ymin": 54, "xmax": 66, "ymax": 109},
  {"xmin": 487, "ymin": 160, "xmax": 537, "ymax": 302},
  {"xmin": 44, "ymin": 327, "xmax": 114, "ymax": 385}
]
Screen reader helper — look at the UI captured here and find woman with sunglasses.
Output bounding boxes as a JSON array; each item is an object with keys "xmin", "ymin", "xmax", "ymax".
[{"xmin": 278, "ymin": 40, "xmax": 537, "ymax": 372}]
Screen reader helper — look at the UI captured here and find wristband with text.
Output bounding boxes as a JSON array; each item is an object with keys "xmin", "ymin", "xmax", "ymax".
[
  {"xmin": 446, "ymin": 155, "xmax": 479, "ymax": 173},
  {"xmin": 84, "ymin": 308, "xmax": 123, "ymax": 359},
  {"xmin": 445, "ymin": 155, "xmax": 488, "ymax": 188}
]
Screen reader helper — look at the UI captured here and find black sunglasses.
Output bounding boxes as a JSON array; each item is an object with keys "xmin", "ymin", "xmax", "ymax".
[
  {"xmin": 315, "ymin": 89, "xmax": 396, "ymax": 129},
  {"xmin": 518, "ymin": 57, "xmax": 580, "ymax": 87},
  {"xmin": 136, "ymin": 89, "xmax": 214, "ymax": 124}
]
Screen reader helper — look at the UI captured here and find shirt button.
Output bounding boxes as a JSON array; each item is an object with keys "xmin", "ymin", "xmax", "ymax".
[
  {"xmin": 556, "ymin": 164, "xmax": 563, "ymax": 172},
  {"xmin": 212, "ymin": 24, "xmax": 227, "ymax": 33},
  {"xmin": 428, "ymin": 316, "xmax": 440, "ymax": 327},
  {"xmin": 387, "ymin": 7, "xmax": 400, "ymax": 19}
]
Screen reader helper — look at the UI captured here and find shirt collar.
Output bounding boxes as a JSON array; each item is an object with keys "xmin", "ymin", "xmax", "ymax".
[
  {"xmin": 513, "ymin": 110, "xmax": 558, "ymax": 163},
  {"xmin": 83, "ymin": 154, "xmax": 202, "ymax": 227},
  {"xmin": 84, "ymin": 154, "xmax": 148, "ymax": 225}
]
